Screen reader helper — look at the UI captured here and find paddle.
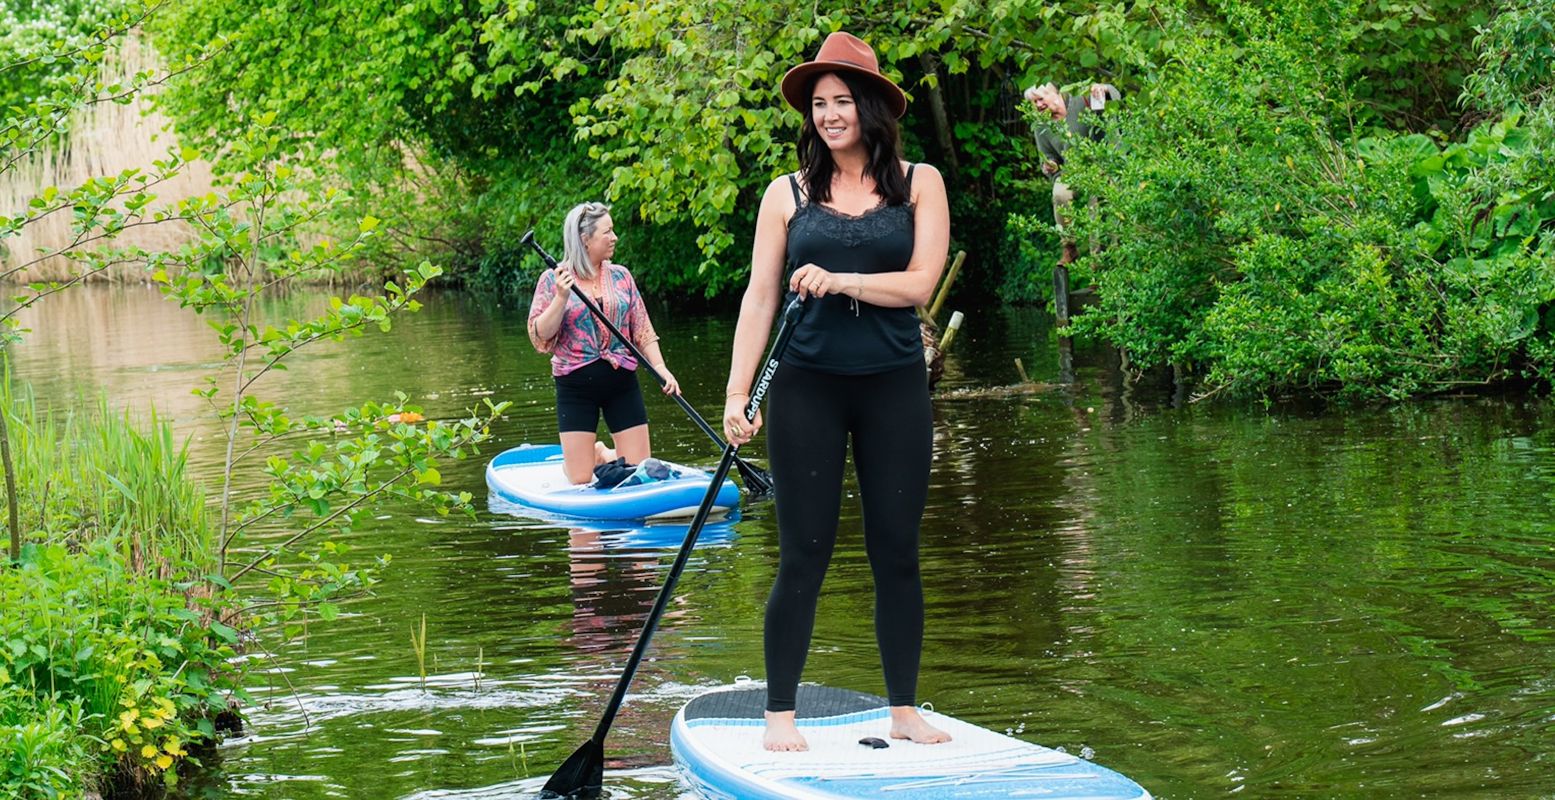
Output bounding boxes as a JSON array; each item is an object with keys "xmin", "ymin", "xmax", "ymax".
[
  {"xmin": 539, "ymin": 295, "xmax": 805, "ymax": 800},
  {"xmin": 520, "ymin": 230, "xmax": 775, "ymax": 496}
]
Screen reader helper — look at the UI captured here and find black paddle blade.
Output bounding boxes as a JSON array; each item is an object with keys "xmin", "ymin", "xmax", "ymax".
[
  {"xmin": 539, "ymin": 739, "xmax": 603, "ymax": 799},
  {"xmin": 735, "ymin": 458, "xmax": 774, "ymax": 497}
]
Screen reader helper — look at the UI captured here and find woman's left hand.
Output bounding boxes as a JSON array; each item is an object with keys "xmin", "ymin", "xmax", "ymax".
[
  {"xmin": 789, "ymin": 264, "xmax": 843, "ymax": 300},
  {"xmin": 657, "ymin": 367, "xmax": 681, "ymax": 396}
]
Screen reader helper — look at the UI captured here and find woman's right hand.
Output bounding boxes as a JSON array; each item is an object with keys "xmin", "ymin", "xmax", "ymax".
[
  {"xmin": 723, "ymin": 395, "xmax": 763, "ymax": 447},
  {"xmin": 551, "ymin": 267, "xmax": 575, "ymax": 303}
]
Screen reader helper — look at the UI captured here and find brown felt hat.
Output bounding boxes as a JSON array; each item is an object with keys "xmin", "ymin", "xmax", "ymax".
[{"xmin": 780, "ymin": 32, "xmax": 907, "ymax": 119}]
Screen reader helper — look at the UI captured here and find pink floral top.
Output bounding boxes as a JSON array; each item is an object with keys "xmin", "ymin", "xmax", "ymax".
[{"xmin": 528, "ymin": 263, "xmax": 660, "ymax": 376}]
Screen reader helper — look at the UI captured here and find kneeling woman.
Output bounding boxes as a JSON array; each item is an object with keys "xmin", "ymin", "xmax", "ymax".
[{"xmin": 528, "ymin": 202, "xmax": 680, "ymax": 484}]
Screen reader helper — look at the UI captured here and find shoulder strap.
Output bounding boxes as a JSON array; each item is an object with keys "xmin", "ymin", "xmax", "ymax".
[
  {"xmin": 906, "ymin": 163, "xmax": 917, "ymax": 184},
  {"xmin": 788, "ymin": 173, "xmax": 804, "ymax": 207}
]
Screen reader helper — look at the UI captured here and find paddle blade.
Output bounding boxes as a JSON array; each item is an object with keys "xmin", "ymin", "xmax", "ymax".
[
  {"xmin": 735, "ymin": 458, "xmax": 774, "ymax": 497},
  {"xmin": 539, "ymin": 739, "xmax": 603, "ymax": 799}
]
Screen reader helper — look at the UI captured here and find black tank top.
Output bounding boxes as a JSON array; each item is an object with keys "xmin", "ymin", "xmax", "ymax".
[{"xmin": 783, "ymin": 167, "xmax": 921, "ymax": 375}]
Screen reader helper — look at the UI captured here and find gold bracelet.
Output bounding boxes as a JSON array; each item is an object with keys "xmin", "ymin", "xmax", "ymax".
[
  {"xmin": 853, "ymin": 272, "xmax": 864, "ymax": 299},
  {"xmin": 726, "ymin": 389, "xmax": 749, "ymax": 398}
]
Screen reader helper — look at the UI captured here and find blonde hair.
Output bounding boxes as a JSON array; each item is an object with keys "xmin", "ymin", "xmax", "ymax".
[{"xmin": 561, "ymin": 201, "xmax": 611, "ymax": 280}]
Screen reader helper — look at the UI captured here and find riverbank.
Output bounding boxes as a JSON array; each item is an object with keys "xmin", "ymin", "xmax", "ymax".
[{"xmin": 1, "ymin": 381, "xmax": 244, "ymax": 797}]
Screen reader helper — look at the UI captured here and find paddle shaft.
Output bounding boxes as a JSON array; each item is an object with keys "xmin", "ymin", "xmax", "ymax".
[
  {"xmin": 521, "ymin": 231, "xmax": 773, "ymax": 495},
  {"xmin": 587, "ymin": 296, "xmax": 803, "ymax": 745}
]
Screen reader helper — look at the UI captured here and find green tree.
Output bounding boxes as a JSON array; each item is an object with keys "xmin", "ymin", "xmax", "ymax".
[
  {"xmin": 146, "ymin": 0, "xmax": 1497, "ymax": 301},
  {"xmin": 1057, "ymin": 0, "xmax": 1554, "ymax": 399},
  {"xmin": 1, "ymin": 2, "xmax": 513, "ymax": 787},
  {"xmin": 0, "ymin": 0, "xmax": 130, "ymax": 114}
]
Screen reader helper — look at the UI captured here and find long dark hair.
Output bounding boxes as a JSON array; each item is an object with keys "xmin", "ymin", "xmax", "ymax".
[{"xmin": 797, "ymin": 71, "xmax": 910, "ymax": 207}]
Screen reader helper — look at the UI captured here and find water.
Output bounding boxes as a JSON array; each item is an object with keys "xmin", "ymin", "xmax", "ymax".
[{"xmin": 11, "ymin": 285, "xmax": 1555, "ymax": 798}]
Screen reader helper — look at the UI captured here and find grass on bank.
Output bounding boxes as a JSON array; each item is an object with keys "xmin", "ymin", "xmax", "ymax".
[{"xmin": 2, "ymin": 377, "xmax": 243, "ymax": 798}]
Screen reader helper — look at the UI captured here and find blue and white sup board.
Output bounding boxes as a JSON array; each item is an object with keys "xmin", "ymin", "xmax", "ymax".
[
  {"xmin": 485, "ymin": 444, "xmax": 740, "ymax": 521},
  {"xmin": 672, "ymin": 684, "xmax": 1151, "ymax": 800}
]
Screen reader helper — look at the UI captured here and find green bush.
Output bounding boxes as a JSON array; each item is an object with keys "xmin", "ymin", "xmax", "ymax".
[
  {"xmin": 0, "ymin": 377, "xmax": 239, "ymax": 795},
  {"xmin": 0, "ymin": 685, "xmax": 90, "ymax": 800},
  {"xmin": 1462, "ymin": 0, "xmax": 1555, "ymax": 110},
  {"xmin": 1061, "ymin": 1, "xmax": 1555, "ymax": 399},
  {"xmin": 1, "ymin": 542, "xmax": 243, "ymax": 794}
]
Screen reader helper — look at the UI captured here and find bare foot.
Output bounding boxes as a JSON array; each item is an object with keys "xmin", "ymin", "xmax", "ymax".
[
  {"xmin": 763, "ymin": 710, "xmax": 809, "ymax": 752},
  {"xmin": 889, "ymin": 705, "xmax": 952, "ymax": 744},
  {"xmin": 593, "ymin": 441, "xmax": 617, "ymax": 465}
]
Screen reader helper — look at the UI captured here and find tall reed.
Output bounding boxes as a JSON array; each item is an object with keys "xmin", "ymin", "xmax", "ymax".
[
  {"xmin": 1, "ymin": 371, "xmax": 213, "ymax": 575},
  {"xmin": 0, "ymin": 36, "xmax": 216, "ymax": 283}
]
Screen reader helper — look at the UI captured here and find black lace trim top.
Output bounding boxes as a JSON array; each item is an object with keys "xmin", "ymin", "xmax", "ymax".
[{"xmin": 782, "ymin": 168, "xmax": 922, "ymax": 375}]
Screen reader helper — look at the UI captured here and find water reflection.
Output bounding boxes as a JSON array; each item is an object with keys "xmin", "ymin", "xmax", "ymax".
[
  {"xmin": 562, "ymin": 520, "xmax": 738, "ymax": 655},
  {"xmin": 8, "ymin": 286, "xmax": 1555, "ymax": 798}
]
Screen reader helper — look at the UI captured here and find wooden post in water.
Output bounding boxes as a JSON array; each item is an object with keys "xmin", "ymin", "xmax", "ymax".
[
  {"xmin": 938, "ymin": 311, "xmax": 965, "ymax": 353},
  {"xmin": 1053, "ymin": 263, "xmax": 1071, "ymax": 327},
  {"xmin": 1058, "ymin": 336, "xmax": 1075, "ymax": 385},
  {"xmin": 1054, "ymin": 252, "xmax": 1074, "ymax": 382},
  {"xmin": 928, "ymin": 250, "xmax": 966, "ymax": 321}
]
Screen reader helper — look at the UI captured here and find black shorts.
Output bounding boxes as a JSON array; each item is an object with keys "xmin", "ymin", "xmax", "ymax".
[{"xmin": 554, "ymin": 359, "xmax": 649, "ymax": 434}]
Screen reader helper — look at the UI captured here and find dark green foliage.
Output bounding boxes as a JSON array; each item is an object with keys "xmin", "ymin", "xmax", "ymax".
[
  {"xmin": 1060, "ymin": 1, "xmax": 1555, "ymax": 399},
  {"xmin": 1462, "ymin": 0, "xmax": 1555, "ymax": 110},
  {"xmin": 138, "ymin": 0, "xmax": 1550, "ymax": 397},
  {"xmin": 1343, "ymin": 0, "xmax": 1493, "ymax": 131}
]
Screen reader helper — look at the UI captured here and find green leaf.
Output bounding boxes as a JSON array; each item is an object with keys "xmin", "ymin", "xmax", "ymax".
[{"xmin": 209, "ymin": 621, "xmax": 239, "ymax": 644}]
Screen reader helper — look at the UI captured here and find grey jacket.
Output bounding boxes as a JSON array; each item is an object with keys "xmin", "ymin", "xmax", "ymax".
[{"xmin": 1033, "ymin": 87, "xmax": 1119, "ymax": 171}]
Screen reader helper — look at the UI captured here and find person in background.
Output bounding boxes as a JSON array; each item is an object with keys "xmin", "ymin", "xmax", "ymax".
[
  {"xmin": 1024, "ymin": 81, "xmax": 1120, "ymax": 267},
  {"xmin": 721, "ymin": 31, "xmax": 952, "ymax": 753},
  {"xmin": 528, "ymin": 202, "xmax": 680, "ymax": 484}
]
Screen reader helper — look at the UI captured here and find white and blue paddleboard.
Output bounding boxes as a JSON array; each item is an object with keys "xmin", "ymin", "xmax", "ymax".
[
  {"xmin": 672, "ymin": 684, "xmax": 1151, "ymax": 800},
  {"xmin": 485, "ymin": 444, "xmax": 740, "ymax": 521}
]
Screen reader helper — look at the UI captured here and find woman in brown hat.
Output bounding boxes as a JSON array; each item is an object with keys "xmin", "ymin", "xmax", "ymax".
[{"xmin": 721, "ymin": 31, "xmax": 952, "ymax": 752}]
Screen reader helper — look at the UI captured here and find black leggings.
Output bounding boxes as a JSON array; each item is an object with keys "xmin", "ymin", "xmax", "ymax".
[{"xmin": 764, "ymin": 361, "xmax": 932, "ymax": 712}]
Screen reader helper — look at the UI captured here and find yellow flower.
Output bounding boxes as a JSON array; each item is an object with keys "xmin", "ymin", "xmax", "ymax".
[
  {"xmin": 155, "ymin": 754, "xmax": 173, "ymax": 770},
  {"xmin": 110, "ymin": 738, "xmax": 127, "ymax": 752},
  {"xmin": 141, "ymin": 744, "xmax": 158, "ymax": 759}
]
